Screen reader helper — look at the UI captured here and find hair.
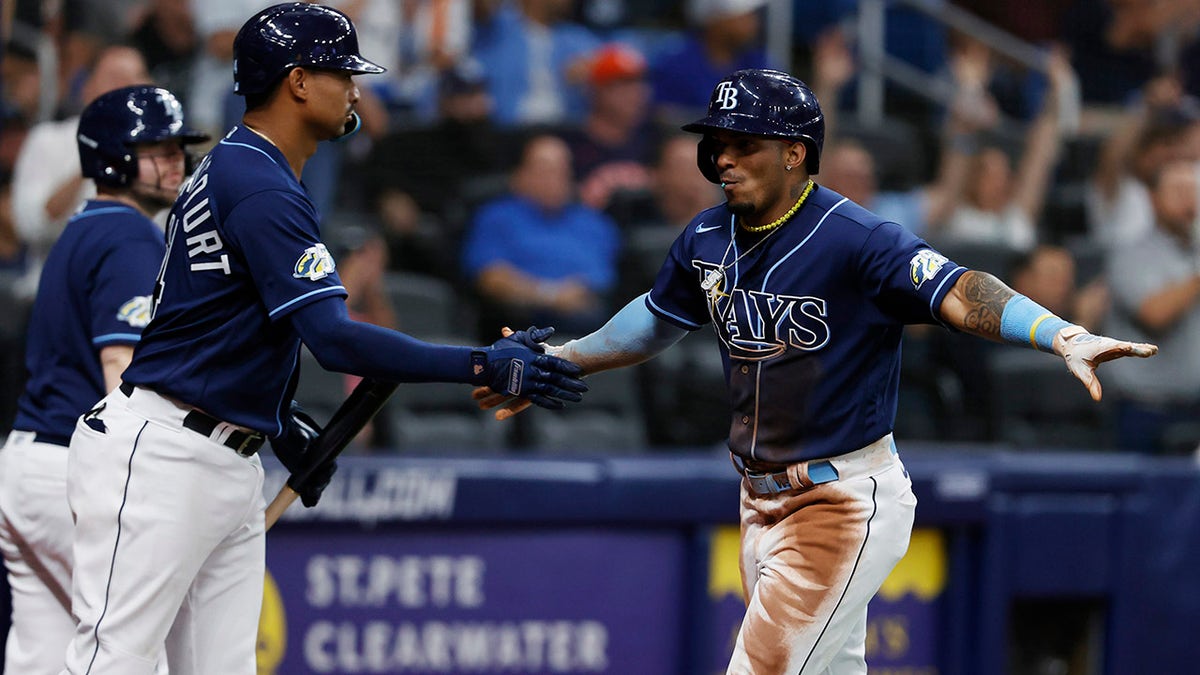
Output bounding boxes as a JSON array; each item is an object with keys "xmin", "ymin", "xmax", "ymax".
[{"xmin": 243, "ymin": 86, "xmax": 276, "ymax": 113}]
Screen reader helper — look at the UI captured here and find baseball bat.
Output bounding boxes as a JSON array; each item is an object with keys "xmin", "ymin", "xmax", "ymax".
[{"xmin": 265, "ymin": 377, "xmax": 399, "ymax": 530}]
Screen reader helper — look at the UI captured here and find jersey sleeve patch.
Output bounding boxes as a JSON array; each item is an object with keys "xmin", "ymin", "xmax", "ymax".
[
  {"xmin": 116, "ymin": 295, "xmax": 153, "ymax": 328},
  {"xmin": 293, "ymin": 243, "xmax": 337, "ymax": 281},
  {"xmin": 909, "ymin": 249, "xmax": 949, "ymax": 290}
]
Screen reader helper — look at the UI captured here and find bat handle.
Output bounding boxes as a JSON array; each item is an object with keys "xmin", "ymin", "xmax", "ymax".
[{"xmin": 265, "ymin": 485, "xmax": 301, "ymax": 531}]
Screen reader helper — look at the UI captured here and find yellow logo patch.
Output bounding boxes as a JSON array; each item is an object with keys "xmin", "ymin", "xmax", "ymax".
[
  {"xmin": 116, "ymin": 295, "xmax": 153, "ymax": 328},
  {"xmin": 909, "ymin": 249, "xmax": 949, "ymax": 290},
  {"xmin": 293, "ymin": 243, "xmax": 336, "ymax": 281}
]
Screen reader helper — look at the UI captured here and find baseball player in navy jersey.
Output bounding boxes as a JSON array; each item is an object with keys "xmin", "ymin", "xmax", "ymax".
[
  {"xmin": 61, "ymin": 4, "xmax": 586, "ymax": 674},
  {"xmin": 0, "ymin": 85, "xmax": 206, "ymax": 675},
  {"xmin": 477, "ymin": 69, "xmax": 1158, "ymax": 674}
]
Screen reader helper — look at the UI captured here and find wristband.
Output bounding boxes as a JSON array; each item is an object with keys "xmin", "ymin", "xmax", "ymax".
[{"xmin": 999, "ymin": 294, "xmax": 1074, "ymax": 353}]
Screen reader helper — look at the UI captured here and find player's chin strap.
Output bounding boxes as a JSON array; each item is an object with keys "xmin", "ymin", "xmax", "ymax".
[{"xmin": 332, "ymin": 112, "xmax": 362, "ymax": 143}]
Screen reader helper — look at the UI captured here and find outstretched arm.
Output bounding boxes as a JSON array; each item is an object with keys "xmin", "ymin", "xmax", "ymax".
[
  {"xmin": 939, "ymin": 270, "xmax": 1157, "ymax": 400},
  {"xmin": 474, "ymin": 293, "xmax": 689, "ymax": 419}
]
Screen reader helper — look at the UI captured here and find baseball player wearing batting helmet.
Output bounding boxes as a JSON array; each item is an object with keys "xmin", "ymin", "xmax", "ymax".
[
  {"xmin": 478, "ymin": 69, "xmax": 1158, "ymax": 674},
  {"xmin": 60, "ymin": 4, "xmax": 586, "ymax": 674},
  {"xmin": 0, "ymin": 84, "xmax": 205, "ymax": 675}
]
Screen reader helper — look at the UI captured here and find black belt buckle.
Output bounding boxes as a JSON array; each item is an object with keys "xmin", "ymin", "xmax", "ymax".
[{"xmin": 230, "ymin": 430, "xmax": 264, "ymax": 457}]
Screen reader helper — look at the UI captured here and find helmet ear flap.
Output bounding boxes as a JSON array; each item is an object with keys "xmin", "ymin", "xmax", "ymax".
[
  {"xmin": 802, "ymin": 137, "xmax": 821, "ymax": 175},
  {"xmin": 696, "ymin": 135, "xmax": 722, "ymax": 184}
]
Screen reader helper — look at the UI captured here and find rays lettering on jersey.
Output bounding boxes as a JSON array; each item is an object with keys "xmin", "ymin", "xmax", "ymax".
[
  {"xmin": 694, "ymin": 261, "xmax": 830, "ymax": 360},
  {"xmin": 169, "ymin": 154, "xmax": 230, "ymax": 275}
]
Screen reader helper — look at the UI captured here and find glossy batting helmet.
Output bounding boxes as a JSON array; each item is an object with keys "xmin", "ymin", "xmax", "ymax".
[
  {"xmin": 233, "ymin": 2, "xmax": 386, "ymax": 97},
  {"xmin": 682, "ymin": 69, "xmax": 824, "ymax": 181},
  {"xmin": 77, "ymin": 85, "xmax": 209, "ymax": 188}
]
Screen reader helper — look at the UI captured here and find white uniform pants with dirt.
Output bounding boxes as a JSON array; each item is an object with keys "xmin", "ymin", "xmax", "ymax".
[
  {"xmin": 728, "ymin": 434, "xmax": 917, "ymax": 675},
  {"xmin": 62, "ymin": 386, "xmax": 266, "ymax": 675},
  {"xmin": 0, "ymin": 432, "xmax": 75, "ymax": 674}
]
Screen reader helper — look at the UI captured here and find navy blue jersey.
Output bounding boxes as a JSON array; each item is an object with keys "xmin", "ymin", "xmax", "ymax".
[
  {"xmin": 13, "ymin": 200, "xmax": 164, "ymax": 439},
  {"xmin": 647, "ymin": 185, "xmax": 966, "ymax": 463},
  {"xmin": 122, "ymin": 126, "xmax": 347, "ymax": 436}
]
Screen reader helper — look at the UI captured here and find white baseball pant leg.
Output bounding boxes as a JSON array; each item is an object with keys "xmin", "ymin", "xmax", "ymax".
[
  {"xmin": 728, "ymin": 436, "xmax": 916, "ymax": 675},
  {"xmin": 63, "ymin": 386, "xmax": 265, "ymax": 675},
  {"xmin": 0, "ymin": 431, "xmax": 75, "ymax": 674}
]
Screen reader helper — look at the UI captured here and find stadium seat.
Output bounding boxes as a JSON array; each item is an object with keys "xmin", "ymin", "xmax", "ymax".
[
  {"xmin": 384, "ymin": 271, "xmax": 461, "ymax": 340},
  {"xmin": 989, "ymin": 349, "xmax": 1113, "ymax": 450},
  {"xmin": 525, "ymin": 367, "xmax": 647, "ymax": 453},
  {"xmin": 389, "ymin": 380, "xmax": 508, "ymax": 453}
]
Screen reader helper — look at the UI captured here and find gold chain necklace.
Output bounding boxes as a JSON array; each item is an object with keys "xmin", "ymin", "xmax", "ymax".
[
  {"xmin": 700, "ymin": 181, "xmax": 816, "ymax": 294},
  {"xmin": 739, "ymin": 180, "xmax": 814, "ymax": 233}
]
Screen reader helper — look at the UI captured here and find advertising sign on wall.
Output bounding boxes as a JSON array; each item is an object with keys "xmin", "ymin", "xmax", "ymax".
[
  {"xmin": 701, "ymin": 526, "xmax": 947, "ymax": 674},
  {"xmin": 261, "ymin": 529, "xmax": 687, "ymax": 674}
]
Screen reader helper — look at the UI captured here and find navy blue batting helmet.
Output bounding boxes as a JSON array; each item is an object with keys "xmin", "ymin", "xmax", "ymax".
[
  {"xmin": 77, "ymin": 85, "xmax": 209, "ymax": 188},
  {"xmin": 233, "ymin": 2, "xmax": 385, "ymax": 97},
  {"xmin": 682, "ymin": 69, "xmax": 825, "ymax": 180}
]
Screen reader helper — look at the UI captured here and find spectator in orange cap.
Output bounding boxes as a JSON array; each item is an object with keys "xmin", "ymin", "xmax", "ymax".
[{"xmin": 563, "ymin": 42, "xmax": 664, "ymax": 213}]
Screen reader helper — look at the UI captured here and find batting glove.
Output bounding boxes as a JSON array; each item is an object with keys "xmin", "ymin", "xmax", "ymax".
[
  {"xmin": 1053, "ymin": 325, "xmax": 1158, "ymax": 401},
  {"xmin": 272, "ymin": 402, "xmax": 338, "ymax": 508},
  {"xmin": 471, "ymin": 330, "xmax": 587, "ymax": 410}
]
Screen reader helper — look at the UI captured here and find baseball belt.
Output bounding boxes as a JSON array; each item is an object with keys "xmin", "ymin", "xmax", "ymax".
[
  {"xmin": 119, "ymin": 382, "xmax": 265, "ymax": 456},
  {"xmin": 733, "ymin": 454, "xmax": 840, "ymax": 496}
]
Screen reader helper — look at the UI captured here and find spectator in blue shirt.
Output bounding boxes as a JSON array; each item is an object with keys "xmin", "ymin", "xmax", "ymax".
[
  {"xmin": 650, "ymin": 0, "xmax": 773, "ymax": 124},
  {"xmin": 462, "ymin": 134, "xmax": 620, "ymax": 335},
  {"xmin": 471, "ymin": 0, "xmax": 601, "ymax": 126}
]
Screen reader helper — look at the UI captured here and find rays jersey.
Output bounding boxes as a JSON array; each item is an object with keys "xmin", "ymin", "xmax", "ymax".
[
  {"xmin": 12, "ymin": 201, "xmax": 164, "ymax": 441},
  {"xmin": 122, "ymin": 125, "xmax": 347, "ymax": 436},
  {"xmin": 646, "ymin": 185, "xmax": 966, "ymax": 463}
]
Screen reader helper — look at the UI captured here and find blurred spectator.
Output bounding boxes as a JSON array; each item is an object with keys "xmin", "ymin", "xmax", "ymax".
[
  {"xmin": 333, "ymin": 223, "xmax": 398, "ymax": 331},
  {"xmin": 0, "ymin": 42, "xmax": 39, "ymax": 182},
  {"xmin": 0, "ymin": 176, "xmax": 27, "ymax": 273},
  {"xmin": 332, "ymin": 0, "xmax": 471, "ymax": 126},
  {"xmin": 462, "ymin": 134, "xmax": 620, "ymax": 336},
  {"xmin": 1104, "ymin": 160, "xmax": 1200, "ymax": 453},
  {"xmin": 126, "ymin": 0, "xmax": 199, "ymax": 101},
  {"xmin": 605, "ymin": 132, "xmax": 723, "ymax": 230},
  {"xmin": 1088, "ymin": 78, "xmax": 1200, "ymax": 248},
  {"xmin": 471, "ymin": 0, "xmax": 600, "ymax": 126},
  {"xmin": 562, "ymin": 42, "xmax": 659, "ymax": 211},
  {"xmin": 51, "ymin": 0, "xmax": 145, "ymax": 115},
  {"xmin": 186, "ymin": 0, "xmax": 244, "ymax": 136},
  {"xmin": 11, "ymin": 45, "xmax": 150, "ymax": 291},
  {"xmin": 934, "ymin": 49, "xmax": 1078, "ymax": 251},
  {"xmin": 1061, "ymin": 0, "xmax": 1171, "ymax": 106},
  {"xmin": 647, "ymin": 133, "xmax": 723, "ymax": 229},
  {"xmin": 819, "ymin": 36, "xmax": 997, "ymax": 237},
  {"xmin": 650, "ymin": 0, "xmax": 772, "ymax": 124},
  {"xmin": 1010, "ymin": 244, "xmax": 1109, "ymax": 332},
  {"xmin": 362, "ymin": 58, "xmax": 525, "ymax": 278},
  {"xmin": 952, "ymin": 0, "xmax": 1075, "ymax": 44}
]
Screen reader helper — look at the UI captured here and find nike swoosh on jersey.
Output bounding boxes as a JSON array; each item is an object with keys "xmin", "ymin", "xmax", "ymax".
[{"xmin": 695, "ymin": 223, "xmax": 723, "ymax": 234}]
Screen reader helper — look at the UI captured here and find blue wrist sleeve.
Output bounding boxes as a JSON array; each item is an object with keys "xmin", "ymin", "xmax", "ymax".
[
  {"xmin": 290, "ymin": 296, "xmax": 477, "ymax": 383},
  {"xmin": 999, "ymin": 294, "xmax": 1073, "ymax": 353}
]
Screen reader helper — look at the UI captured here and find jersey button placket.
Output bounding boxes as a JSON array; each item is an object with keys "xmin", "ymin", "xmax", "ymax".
[{"xmin": 741, "ymin": 415, "xmax": 750, "ymax": 424}]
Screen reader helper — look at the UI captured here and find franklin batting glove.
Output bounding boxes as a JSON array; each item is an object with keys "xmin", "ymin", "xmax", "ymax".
[{"xmin": 471, "ymin": 333, "xmax": 587, "ymax": 410}]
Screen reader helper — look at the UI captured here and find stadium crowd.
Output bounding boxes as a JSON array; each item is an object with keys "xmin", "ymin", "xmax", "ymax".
[{"xmin": 3, "ymin": 0, "xmax": 1200, "ymax": 454}]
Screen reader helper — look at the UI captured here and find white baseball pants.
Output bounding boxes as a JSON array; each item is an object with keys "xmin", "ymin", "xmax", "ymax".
[
  {"xmin": 729, "ymin": 435, "xmax": 917, "ymax": 675},
  {"xmin": 63, "ymin": 385, "xmax": 266, "ymax": 675},
  {"xmin": 0, "ymin": 431, "xmax": 75, "ymax": 674}
]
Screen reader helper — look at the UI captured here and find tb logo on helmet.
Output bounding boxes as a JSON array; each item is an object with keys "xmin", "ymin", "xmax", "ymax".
[{"xmin": 715, "ymin": 81, "xmax": 739, "ymax": 110}]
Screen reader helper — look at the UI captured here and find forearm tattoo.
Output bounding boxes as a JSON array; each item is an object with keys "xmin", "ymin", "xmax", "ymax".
[{"xmin": 956, "ymin": 271, "xmax": 1015, "ymax": 337}]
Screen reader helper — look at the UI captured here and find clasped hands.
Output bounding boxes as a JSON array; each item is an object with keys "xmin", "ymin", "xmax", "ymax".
[{"xmin": 472, "ymin": 326, "xmax": 568, "ymax": 420}]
